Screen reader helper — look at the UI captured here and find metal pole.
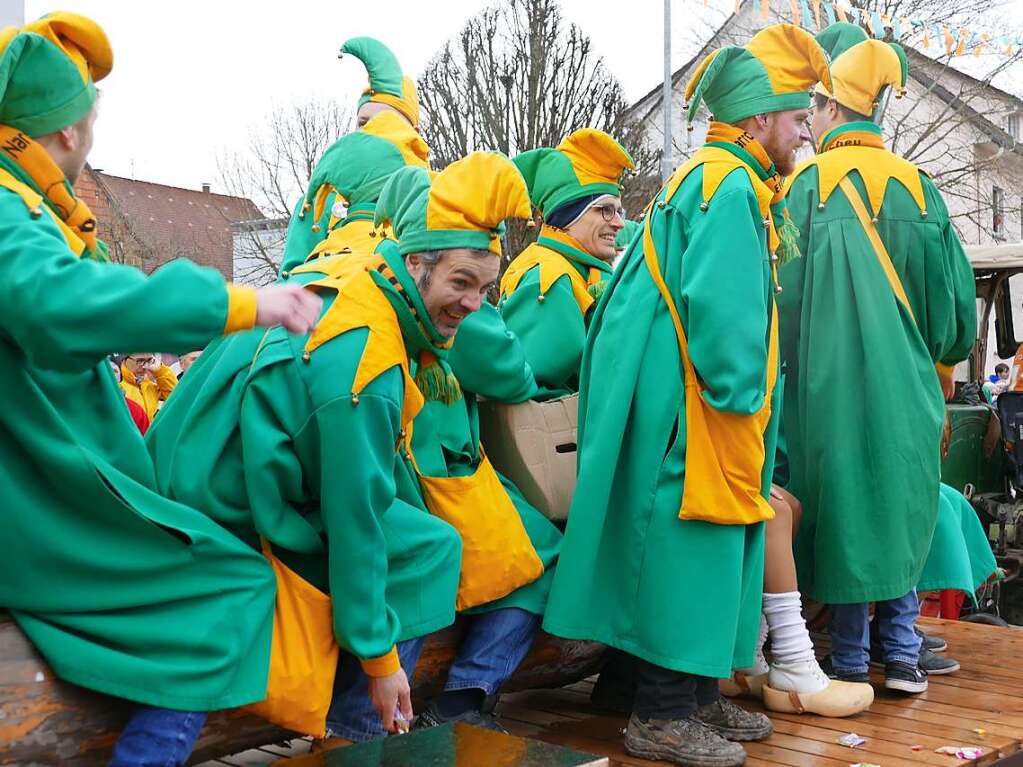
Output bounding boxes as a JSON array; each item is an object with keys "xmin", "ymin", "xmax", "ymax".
[{"xmin": 661, "ymin": 0, "xmax": 673, "ymax": 181}]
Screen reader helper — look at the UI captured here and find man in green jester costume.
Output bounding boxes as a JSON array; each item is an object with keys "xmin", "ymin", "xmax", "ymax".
[
  {"xmin": 499, "ymin": 128, "xmax": 634, "ymax": 399},
  {"xmin": 543, "ymin": 25, "xmax": 833, "ymax": 767},
  {"xmin": 779, "ymin": 22, "xmax": 976, "ymax": 695},
  {"xmin": 279, "ymin": 36, "xmax": 422, "ymax": 276},
  {"xmin": 0, "ymin": 12, "xmax": 323, "ymax": 767},
  {"xmin": 150, "ymin": 151, "xmax": 546, "ymax": 739}
]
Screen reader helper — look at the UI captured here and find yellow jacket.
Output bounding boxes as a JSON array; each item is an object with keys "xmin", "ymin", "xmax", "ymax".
[{"xmin": 120, "ymin": 364, "xmax": 177, "ymax": 419}]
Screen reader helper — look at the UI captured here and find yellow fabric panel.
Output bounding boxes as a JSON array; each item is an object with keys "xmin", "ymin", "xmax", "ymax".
[
  {"xmin": 300, "ymin": 219, "xmax": 394, "ymax": 267},
  {"xmin": 557, "ymin": 128, "xmax": 634, "ymax": 187},
  {"xmin": 785, "ymin": 146, "xmax": 927, "ymax": 217},
  {"xmin": 367, "ymin": 74, "xmax": 420, "ymax": 127},
  {"xmin": 120, "ymin": 367, "xmax": 161, "ymax": 420},
  {"xmin": 359, "ymin": 646, "xmax": 400, "ymax": 677},
  {"xmin": 22, "ymin": 12, "xmax": 113, "ymax": 85},
  {"xmin": 501, "ymin": 241, "xmax": 594, "ymax": 315},
  {"xmin": 424, "ymin": 152, "xmax": 532, "ymax": 254},
  {"xmin": 304, "ymin": 268, "xmax": 424, "ymax": 430},
  {"xmin": 240, "ymin": 537, "xmax": 338, "ymax": 737},
  {"xmin": 361, "ymin": 110, "xmax": 429, "ymax": 168},
  {"xmin": 413, "ymin": 452, "xmax": 544, "ymax": 611},
  {"xmin": 746, "ymin": 23, "xmax": 831, "ymax": 97},
  {"xmin": 826, "ymin": 40, "xmax": 905, "ymax": 116},
  {"xmin": 0, "ymin": 166, "xmax": 85, "ymax": 256},
  {"xmin": 223, "ymin": 284, "xmax": 258, "ymax": 334}
]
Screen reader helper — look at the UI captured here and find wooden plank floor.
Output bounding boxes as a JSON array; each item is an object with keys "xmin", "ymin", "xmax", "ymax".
[{"xmin": 207, "ymin": 618, "xmax": 1023, "ymax": 766}]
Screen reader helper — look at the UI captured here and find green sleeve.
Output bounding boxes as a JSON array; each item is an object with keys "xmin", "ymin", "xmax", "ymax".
[
  {"xmin": 241, "ymin": 362, "xmax": 403, "ymax": 660},
  {"xmin": 922, "ymin": 177, "xmax": 976, "ymax": 367},
  {"xmin": 682, "ymin": 187, "xmax": 771, "ymax": 415},
  {"xmin": 500, "ymin": 271, "xmax": 585, "ymax": 396},
  {"xmin": 448, "ymin": 302, "xmax": 538, "ymax": 402},
  {"xmin": 0, "ymin": 195, "xmax": 232, "ymax": 373}
]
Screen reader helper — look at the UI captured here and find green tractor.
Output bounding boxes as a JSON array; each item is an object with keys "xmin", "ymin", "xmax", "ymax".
[{"xmin": 944, "ymin": 242, "xmax": 1023, "ymax": 624}]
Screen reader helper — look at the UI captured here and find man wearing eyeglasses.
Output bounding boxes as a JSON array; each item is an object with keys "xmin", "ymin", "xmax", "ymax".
[
  {"xmin": 120, "ymin": 352, "xmax": 178, "ymax": 419},
  {"xmin": 499, "ymin": 129, "xmax": 634, "ymax": 399}
]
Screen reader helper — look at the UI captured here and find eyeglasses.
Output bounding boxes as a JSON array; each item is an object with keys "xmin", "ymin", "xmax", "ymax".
[{"xmin": 590, "ymin": 203, "xmax": 626, "ymax": 223}]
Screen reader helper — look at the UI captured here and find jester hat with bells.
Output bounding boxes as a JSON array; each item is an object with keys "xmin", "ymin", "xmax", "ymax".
[
  {"xmin": 301, "ymin": 110, "xmax": 430, "ymax": 235},
  {"xmin": 373, "ymin": 151, "xmax": 531, "ymax": 402},
  {"xmin": 340, "ymin": 37, "xmax": 420, "ymax": 128},
  {"xmin": 815, "ymin": 22, "xmax": 908, "ymax": 121},
  {"xmin": 512, "ymin": 128, "xmax": 634, "ymax": 222},
  {"xmin": 0, "ymin": 11, "xmax": 112, "ymax": 136},
  {"xmin": 684, "ymin": 23, "xmax": 831, "ymax": 125}
]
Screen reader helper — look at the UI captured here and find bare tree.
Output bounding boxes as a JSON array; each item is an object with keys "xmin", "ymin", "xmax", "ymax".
[
  {"xmin": 219, "ymin": 99, "xmax": 353, "ymax": 285},
  {"xmin": 417, "ymin": 0, "xmax": 658, "ymax": 256}
]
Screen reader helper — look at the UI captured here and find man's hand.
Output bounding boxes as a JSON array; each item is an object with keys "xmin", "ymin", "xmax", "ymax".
[
  {"xmin": 145, "ymin": 355, "xmax": 163, "ymax": 378},
  {"xmin": 254, "ymin": 284, "xmax": 322, "ymax": 335},
  {"xmin": 368, "ymin": 667, "xmax": 412, "ymax": 734}
]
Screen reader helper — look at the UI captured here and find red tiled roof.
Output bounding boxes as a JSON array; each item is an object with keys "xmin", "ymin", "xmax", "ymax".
[{"xmin": 83, "ymin": 170, "xmax": 263, "ymax": 276}]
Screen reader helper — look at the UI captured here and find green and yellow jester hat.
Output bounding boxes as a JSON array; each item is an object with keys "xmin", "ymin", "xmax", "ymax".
[
  {"xmin": 0, "ymin": 11, "xmax": 112, "ymax": 136},
  {"xmin": 375, "ymin": 150, "xmax": 531, "ymax": 257},
  {"xmin": 684, "ymin": 23, "xmax": 831, "ymax": 124},
  {"xmin": 301, "ymin": 110, "xmax": 430, "ymax": 231},
  {"xmin": 815, "ymin": 22, "xmax": 907, "ymax": 120},
  {"xmin": 512, "ymin": 128, "xmax": 634, "ymax": 222},
  {"xmin": 340, "ymin": 37, "xmax": 419, "ymax": 128}
]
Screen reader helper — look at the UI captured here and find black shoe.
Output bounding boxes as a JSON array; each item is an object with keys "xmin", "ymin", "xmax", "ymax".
[
  {"xmin": 916, "ymin": 626, "xmax": 947, "ymax": 653},
  {"xmin": 919, "ymin": 647, "xmax": 959, "ymax": 675},
  {"xmin": 884, "ymin": 661, "xmax": 928, "ymax": 693},
  {"xmin": 820, "ymin": 655, "xmax": 870, "ymax": 684},
  {"xmin": 412, "ymin": 700, "xmax": 508, "ymax": 733}
]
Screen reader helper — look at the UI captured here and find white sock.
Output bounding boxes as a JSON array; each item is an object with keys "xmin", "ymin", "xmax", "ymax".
[
  {"xmin": 738, "ymin": 613, "xmax": 770, "ymax": 676},
  {"xmin": 763, "ymin": 591, "xmax": 815, "ymax": 666}
]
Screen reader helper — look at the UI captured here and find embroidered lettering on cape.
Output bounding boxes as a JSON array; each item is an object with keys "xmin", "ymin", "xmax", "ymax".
[{"xmin": 1, "ymin": 132, "xmax": 30, "ymax": 159}]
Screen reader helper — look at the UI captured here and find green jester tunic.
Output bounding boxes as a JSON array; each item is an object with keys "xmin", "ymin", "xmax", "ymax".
[
  {"xmin": 543, "ymin": 141, "xmax": 781, "ymax": 677},
  {"xmin": 0, "ymin": 160, "xmax": 276, "ymax": 710},
  {"xmin": 780, "ymin": 123, "xmax": 976, "ymax": 604},
  {"xmin": 149, "ymin": 250, "xmax": 462, "ymax": 666},
  {"xmin": 411, "ymin": 302, "xmax": 562, "ymax": 616}
]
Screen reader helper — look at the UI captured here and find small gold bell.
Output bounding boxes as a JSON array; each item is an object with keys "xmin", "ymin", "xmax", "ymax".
[
  {"xmin": 656, "ymin": 200, "xmax": 667, "ymax": 210},
  {"xmin": 762, "ymin": 217, "xmax": 771, "ymax": 228},
  {"xmin": 770, "ymin": 253, "xmax": 779, "ymax": 263},
  {"xmin": 775, "ymin": 285, "xmax": 784, "ymax": 295},
  {"xmin": 311, "ymin": 224, "xmax": 321, "ymax": 233},
  {"xmin": 302, "ymin": 351, "xmax": 311, "ymax": 362},
  {"xmin": 699, "ymin": 202, "xmax": 709, "ymax": 212},
  {"xmin": 351, "ymin": 393, "xmax": 360, "ymax": 405},
  {"xmin": 818, "ymin": 202, "xmax": 825, "ymax": 211},
  {"xmin": 281, "ymin": 270, "xmax": 290, "ymax": 278},
  {"xmin": 369, "ymin": 230, "xmax": 377, "ymax": 238},
  {"xmin": 921, "ymin": 209, "xmax": 928, "ymax": 218},
  {"xmin": 29, "ymin": 207, "xmax": 41, "ymax": 219},
  {"xmin": 537, "ymin": 294, "xmax": 546, "ymax": 304},
  {"xmin": 871, "ymin": 216, "xmax": 878, "ymax": 224}
]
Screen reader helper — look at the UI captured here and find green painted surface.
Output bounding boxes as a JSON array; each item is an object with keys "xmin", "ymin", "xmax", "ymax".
[{"xmin": 941, "ymin": 404, "xmax": 1005, "ymax": 495}]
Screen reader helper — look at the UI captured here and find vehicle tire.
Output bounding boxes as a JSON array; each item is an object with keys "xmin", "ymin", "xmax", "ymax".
[{"xmin": 960, "ymin": 613, "xmax": 1009, "ymax": 627}]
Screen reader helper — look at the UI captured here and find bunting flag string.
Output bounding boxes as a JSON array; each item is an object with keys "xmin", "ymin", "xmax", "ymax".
[{"xmin": 724, "ymin": 0, "xmax": 1023, "ymax": 57}]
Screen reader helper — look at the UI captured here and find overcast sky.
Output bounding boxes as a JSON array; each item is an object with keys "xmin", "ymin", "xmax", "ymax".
[{"xmin": 20, "ymin": 0, "xmax": 1023, "ymax": 196}]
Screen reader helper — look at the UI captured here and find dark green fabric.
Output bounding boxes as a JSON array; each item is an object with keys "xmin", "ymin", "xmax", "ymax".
[
  {"xmin": 815, "ymin": 21, "xmax": 868, "ymax": 61},
  {"xmin": 278, "ymin": 194, "xmax": 334, "ymax": 278},
  {"xmin": 341, "ymin": 37, "xmax": 405, "ymax": 100},
  {"xmin": 917, "ymin": 484, "xmax": 997, "ymax": 602},
  {"xmin": 410, "ymin": 302, "xmax": 560, "ymax": 616},
  {"xmin": 780, "ymin": 153, "xmax": 976, "ymax": 603},
  {"xmin": 543, "ymin": 164, "xmax": 777, "ymax": 676},
  {"xmin": 512, "ymin": 147, "xmax": 624, "ymax": 219},
  {"xmin": 149, "ymin": 275, "xmax": 462, "ymax": 660},
  {"xmin": 0, "ymin": 187, "xmax": 276, "ymax": 710}
]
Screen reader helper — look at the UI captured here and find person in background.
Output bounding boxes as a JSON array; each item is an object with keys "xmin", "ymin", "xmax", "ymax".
[
  {"xmin": 109, "ymin": 357, "xmax": 150, "ymax": 434},
  {"xmin": 176, "ymin": 350, "xmax": 202, "ymax": 378},
  {"xmin": 121, "ymin": 352, "xmax": 177, "ymax": 419}
]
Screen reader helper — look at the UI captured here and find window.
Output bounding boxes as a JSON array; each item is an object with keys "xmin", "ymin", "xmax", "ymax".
[
  {"xmin": 994, "ymin": 186, "xmax": 1005, "ymax": 238},
  {"xmin": 1008, "ymin": 112, "xmax": 1021, "ymax": 141}
]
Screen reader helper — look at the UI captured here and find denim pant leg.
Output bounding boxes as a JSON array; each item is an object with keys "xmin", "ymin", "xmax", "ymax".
[
  {"xmin": 875, "ymin": 590, "xmax": 922, "ymax": 666},
  {"xmin": 829, "ymin": 602, "xmax": 871, "ymax": 674},
  {"xmin": 109, "ymin": 706, "xmax": 208, "ymax": 767},
  {"xmin": 325, "ymin": 637, "xmax": 426, "ymax": 742},
  {"xmin": 444, "ymin": 608, "xmax": 541, "ymax": 696}
]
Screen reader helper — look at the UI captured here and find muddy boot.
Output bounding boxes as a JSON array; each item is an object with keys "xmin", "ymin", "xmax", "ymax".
[
  {"xmin": 693, "ymin": 698, "xmax": 773, "ymax": 742},
  {"xmin": 624, "ymin": 713, "xmax": 747, "ymax": 766}
]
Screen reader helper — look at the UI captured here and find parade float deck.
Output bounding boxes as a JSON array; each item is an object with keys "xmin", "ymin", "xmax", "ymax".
[{"xmin": 200, "ymin": 619, "xmax": 1023, "ymax": 767}]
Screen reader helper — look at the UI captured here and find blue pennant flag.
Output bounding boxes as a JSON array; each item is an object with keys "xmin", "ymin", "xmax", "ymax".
[
  {"xmin": 871, "ymin": 11, "xmax": 885, "ymax": 38},
  {"xmin": 892, "ymin": 16, "xmax": 902, "ymax": 39},
  {"xmin": 825, "ymin": 2, "xmax": 837, "ymax": 25},
  {"xmin": 801, "ymin": 0, "xmax": 813, "ymax": 28},
  {"xmin": 849, "ymin": 6, "xmax": 860, "ymax": 24}
]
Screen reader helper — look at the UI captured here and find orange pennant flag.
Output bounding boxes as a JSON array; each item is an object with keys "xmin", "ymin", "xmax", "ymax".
[
  {"xmin": 943, "ymin": 25, "xmax": 954, "ymax": 55},
  {"xmin": 974, "ymin": 32, "xmax": 989, "ymax": 56},
  {"xmin": 955, "ymin": 27, "xmax": 968, "ymax": 56},
  {"xmin": 735, "ymin": 0, "xmax": 743, "ymax": 12},
  {"xmin": 812, "ymin": 0, "xmax": 822, "ymax": 30},
  {"xmin": 836, "ymin": 2, "xmax": 848, "ymax": 22},
  {"xmin": 760, "ymin": 0, "xmax": 770, "ymax": 19},
  {"xmin": 790, "ymin": 0, "xmax": 801, "ymax": 24},
  {"xmin": 922, "ymin": 27, "xmax": 930, "ymax": 48}
]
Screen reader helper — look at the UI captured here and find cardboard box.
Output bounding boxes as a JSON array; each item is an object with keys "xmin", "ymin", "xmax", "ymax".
[{"xmin": 477, "ymin": 394, "xmax": 578, "ymax": 522}]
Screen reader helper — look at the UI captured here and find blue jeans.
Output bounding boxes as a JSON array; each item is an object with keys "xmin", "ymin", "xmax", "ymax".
[
  {"xmin": 326, "ymin": 608, "xmax": 540, "ymax": 742},
  {"xmin": 109, "ymin": 706, "xmax": 207, "ymax": 767},
  {"xmin": 830, "ymin": 590, "xmax": 921, "ymax": 673}
]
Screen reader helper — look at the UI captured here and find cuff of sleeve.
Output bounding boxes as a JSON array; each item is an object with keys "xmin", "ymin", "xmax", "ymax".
[
  {"xmin": 935, "ymin": 362, "xmax": 955, "ymax": 382},
  {"xmin": 359, "ymin": 647, "xmax": 400, "ymax": 677},
  {"xmin": 224, "ymin": 284, "xmax": 258, "ymax": 334}
]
